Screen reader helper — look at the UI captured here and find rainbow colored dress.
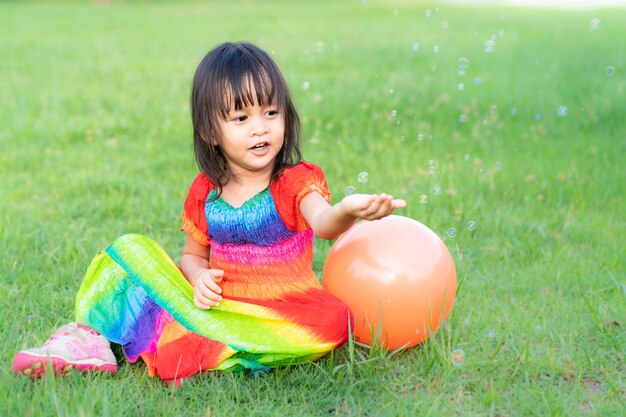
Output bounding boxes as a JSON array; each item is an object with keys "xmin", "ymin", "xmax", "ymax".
[{"xmin": 75, "ymin": 162, "xmax": 349, "ymax": 381}]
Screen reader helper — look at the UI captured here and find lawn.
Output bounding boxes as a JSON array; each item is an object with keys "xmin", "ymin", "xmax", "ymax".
[{"xmin": 1, "ymin": 1, "xmax": 624, "ymax": 416}]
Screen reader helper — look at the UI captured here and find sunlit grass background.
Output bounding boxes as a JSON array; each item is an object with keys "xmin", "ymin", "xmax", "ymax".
[{"xmin": 1, "ymin": 1, "xmax": 624, "ymax": 416}]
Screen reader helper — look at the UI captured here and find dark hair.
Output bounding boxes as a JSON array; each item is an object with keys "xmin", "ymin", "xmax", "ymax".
[{"xmin": 191, "ymin": 41, "xmax": 302, "ymax": 195}]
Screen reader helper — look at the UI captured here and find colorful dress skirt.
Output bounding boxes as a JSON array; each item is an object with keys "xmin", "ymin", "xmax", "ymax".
[{"xmin": 75, "ymin": 162, "xmax": 350, "ymax": 381}]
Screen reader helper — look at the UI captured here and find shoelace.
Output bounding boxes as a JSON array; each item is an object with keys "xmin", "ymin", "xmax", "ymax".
[
  {"xmin": 43, "ymin": 331, "xmax": 72, "ymax": 347},
  {"xmin": 43, "ymin": 330, "xmax": 106, "ymax": 354}
]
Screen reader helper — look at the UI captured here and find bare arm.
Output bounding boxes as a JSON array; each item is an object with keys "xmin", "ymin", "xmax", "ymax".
[
  {"xmin": 300, "ymin": 192, "xmax": 407, "ymax": 240},
  {"xmin": 180, "ymin": 234, "xmax": 223, "ymax": 309}
]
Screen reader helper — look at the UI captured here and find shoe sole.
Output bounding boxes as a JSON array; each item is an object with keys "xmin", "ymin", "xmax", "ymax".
[{"xmin": 12, "ymin": 351, "xmax": 117, "ymax": 378}]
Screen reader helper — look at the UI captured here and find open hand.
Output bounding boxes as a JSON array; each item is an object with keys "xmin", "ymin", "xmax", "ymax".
[
  {"xmin": 193, "ymin": 268, "xmax": 224, "ymax": 309},
  {"xmin": 340, "ymin": 193, "xmax": 406, "ymax": 221}
]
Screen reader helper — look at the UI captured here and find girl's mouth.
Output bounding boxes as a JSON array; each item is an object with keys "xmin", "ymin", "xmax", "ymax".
[{"xmin": 249, "ymin": 142, "xmax": 270, "ymax": 155}]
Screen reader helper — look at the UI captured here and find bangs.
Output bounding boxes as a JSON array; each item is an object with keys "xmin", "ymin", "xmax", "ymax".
[{"xmin": 215, "ymin": 68, "xmax": 278, "ymax": 119}]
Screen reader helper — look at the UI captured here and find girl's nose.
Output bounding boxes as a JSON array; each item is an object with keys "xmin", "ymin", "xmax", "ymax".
[{"xmin": 250, "ymin": 117, "xmax": 269, "ymax": 136}]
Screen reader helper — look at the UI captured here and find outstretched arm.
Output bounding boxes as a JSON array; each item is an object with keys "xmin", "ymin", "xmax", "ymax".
[{"xmin": 300, "ymin": 191, "xmax": 406, "ymax": 240}]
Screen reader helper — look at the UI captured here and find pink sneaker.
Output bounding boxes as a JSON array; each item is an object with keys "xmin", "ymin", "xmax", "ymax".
[{"xmin": 12, "ymin": 322, "xmax": 117, "ymax": 378}]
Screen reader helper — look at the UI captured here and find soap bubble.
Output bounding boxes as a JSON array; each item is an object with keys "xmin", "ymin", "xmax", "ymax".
[
  {"xmin": 302, "ymin": 81, "xmax": 310, "ymax": 90},
  {"xmin": 472, "ymin": 77, "xmax": 482, "ymax": 85},
  {"xmin": 433, "ymin": 185, "xmax": 442, "ymax": 196},
  {"xmin": 315, "ymin": 41, "xmax": 325, "ymax": 52},
  {"xmin": 428, "ymin": 166, "xmax": 436, "ymax": 174},
  {"xmin": 490, "ymin": 104, "xmax": 497, "ymax": 114},
  {"xmin": 484, "ymin": 40, "xmax": 495, "ymax": 53},
  {"xmin": 419, "ymin": 194, "xmax": 428, "ymax": 204},
  {"xmin": 535, "ymin": 113, "xmax": 542, "ymax": 121},
  {"xmin": 511, "ymin": 108, "xmax": 517, "ymax": 116},
  {"xmin": 345, "ymin": 186, "xmax": 356, "ymax": 196},
  {"xmin": 412, "ymin": 42, "xmax": 420, "ymax": 52},
  {"xmin": 486, "ymin": 329, "xmax": 496, "ymax": 339},
  {"xmin": 590, "ymin": 18, "xmax": 601, "ymax": 30},
  {"xmin": 458, "ymin": 83, "xmax": 465, "ymax": 91},
  {"xmin": 557, "ymin": 105, "xmax": 568, "ymax": 117},
  {"xmin": 417, "ymin": 133, "xmax": 424, "ymax": 141},
  {"xmin": 467, "ymin": 220, "xmax": 476, "ymax": 231},
  {"xmin": 357, "ymin": 172, "xmax": 369, "ymax": 183},
  {"xmin": 457, "ymin": 57, "xmax": 469, "ymax": 69},
  {"xmin": 457, "ymin": 69, "xmax": 466, "ymax": 77},
  {"xmin": 447, "ymin": 228, "xmax": 457, "ymax": 237},
  {"xmin": 390, "ymin": 109, "xmax": 398, "ymax": 117},
  {"xmin": 451, "ymin": 348, "xmax": 465, "ymax": 366},
  {"xmin": 495, "ymin": 162, "xmax": 502, "ymax": 169},
  {"xmin": 433, "ymin": 45, "xmax": 440, "ymax": 53},
  {"xmin": 459, "ymin": 114, "xmax": 467, "ymax": 123},
  {"xmin": 425, "ymin": 8, "xmax": 432, "ymax": 17},
  {"xmin": 606, "ymin": 66, "xmax": 615, "ymax": 77},
  {"xmin": 464, "ymin": 153, "xmax": 471, "ymax": 161}
]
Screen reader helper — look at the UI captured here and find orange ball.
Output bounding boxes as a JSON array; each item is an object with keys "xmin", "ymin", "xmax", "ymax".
[{"xmin": 322, "ymin": 215, "xmax": 457, "ymax": 350}]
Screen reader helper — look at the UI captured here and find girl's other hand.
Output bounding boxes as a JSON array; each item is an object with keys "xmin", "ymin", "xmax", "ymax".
[
  {"xmin": 193, "ymin": 269, "xmax": 224, "ymax": 309},
  {"xmin": 340, "ymin": 193, "xmax": 406, "ymax": 221}
]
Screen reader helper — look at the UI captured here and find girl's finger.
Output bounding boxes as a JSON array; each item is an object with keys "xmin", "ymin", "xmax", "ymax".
[
  {"xmin": 362, "ymin": 194, "xmax": 386, "ymax": 216},
  {"xmin": 194, "ymin": 295, "xmax": 212, "ymax": 310},
  {"xmin": 392, "ymin": 199, "xmax": 407, "ymax": 208},
  {"xmin": 378, "ymin": 198, "xmax": 395, "ymax": 217},
  {"xmin": 376, "ymin": 196, "xmax": 404, "ymax": 214},
  {"xmin": 203, "ymin": 274, "xmax": 223, "ymax": 295},
  {"xmin": 211, "ymin": 269, "xmax": 225, "ymax": 284},
  {"xmin": 195, "ymin": 289, "xmax": 221, "ymax": 308},
  {"xmin": 371, "ymin": 194, "xmax": 395, "ymax": 216},
  {"xmin": 198, "ymin": 284, "xmax": 222, "ymax": 302}
]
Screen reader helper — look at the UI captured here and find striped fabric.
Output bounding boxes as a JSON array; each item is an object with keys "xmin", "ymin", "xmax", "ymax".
[{"xmin": 74, "ymin": 163, "xmax": 350, "ymax": 381}]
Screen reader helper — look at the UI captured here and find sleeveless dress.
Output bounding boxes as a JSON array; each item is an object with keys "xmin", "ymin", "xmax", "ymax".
[{"xmin": 74, "ymin": 162, "xmax": 350, "ymax": 381}]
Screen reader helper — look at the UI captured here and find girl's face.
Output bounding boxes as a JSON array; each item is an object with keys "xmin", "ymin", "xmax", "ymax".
[{"xmin": 214, "ymin": 89, "xmax": 285, "ymax": 179}]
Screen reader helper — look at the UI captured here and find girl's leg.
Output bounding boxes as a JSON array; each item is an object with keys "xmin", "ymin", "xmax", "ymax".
[
  {"xmin": 73, "ymin": 234, "xmax": 349, "ymax": 379},
  {"xmin": 12, "ymin": 233, "xmax": 169, "ymax": 379},
  {"xmin": 12, "ymin": 232, "xmax": 173, "ymax": 379},
  {"xmin": 73, "ymin": 233, "xmax": 220, "ymax": 382}
]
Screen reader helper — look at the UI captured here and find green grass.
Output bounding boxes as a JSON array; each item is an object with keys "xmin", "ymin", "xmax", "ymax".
[{"xmin": 1, "ymin": 1, "xmax": 625, "ymax": 416}]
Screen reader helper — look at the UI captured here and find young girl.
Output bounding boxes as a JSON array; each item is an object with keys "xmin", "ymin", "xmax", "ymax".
[{"xmin": 12, "ymin": 41, "xmax": 406, "ymax": 383}]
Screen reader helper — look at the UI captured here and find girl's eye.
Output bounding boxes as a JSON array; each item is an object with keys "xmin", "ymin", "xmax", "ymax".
[
  {"xmin": 267, "ymin": 110, "xmax": 279, "ymax": 117},
  {"xmin": 233, "ymin": 115, "xmax": 247, "ymax": 122}
]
